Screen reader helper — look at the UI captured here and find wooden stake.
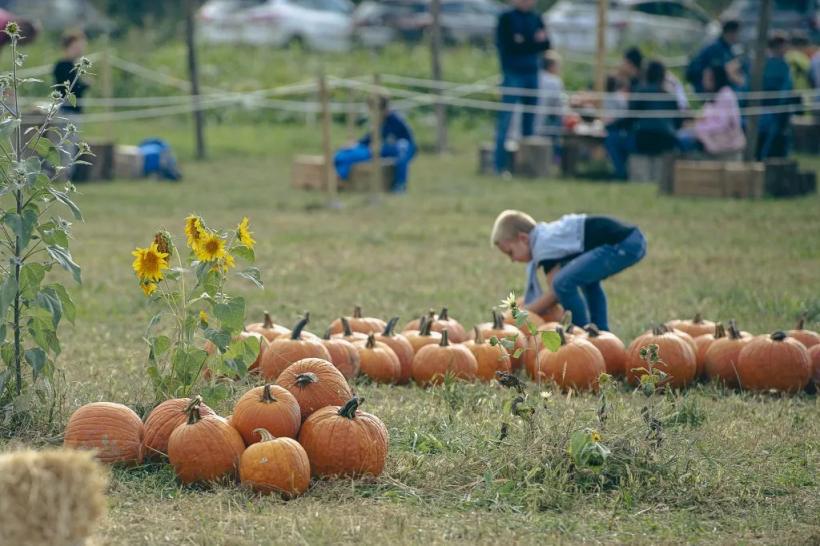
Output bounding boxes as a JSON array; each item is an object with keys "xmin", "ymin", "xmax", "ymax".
[
  {"xmin": 101, "ymin": 33, "xmax": 113, "ymax": 142},
  {"xmin": 370, "ymin": 74, "xmax": 383, "ymax": 194},
  {"xmin": 430, "ymin": 0, "xmax": 447, "ymax": 153},
  {"xmin": 594, "ymin": 0, "xmax": 608, "ymax": 93},
  {"xmin": 319, "ymin": 74, "xmax": 336, "ymax": 197},
  {"xmin": 185, "ymin": 0, "xmax": 206, "ymax": 160},
  {"xmin": 744, "ymin": 0, "xmax": 773, "ymax": 161}
]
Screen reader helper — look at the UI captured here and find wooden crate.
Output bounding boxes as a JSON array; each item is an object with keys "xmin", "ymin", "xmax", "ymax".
[
  {"xmin": 478, "ymin": 141, "xmax": 518, "ymax": 175},
  {"xmin": 291, "ymin": 155, "xmax": 326, "ymax": 191},
  {"xmin": 723, "ymin": 162, "xmax": 765, "ymax": 198},
  {"xmin": 671, "ymin": 160, "xmax": 727, "ymax": 197},
  {"xmin": 517, "ymin": 136, "xmax": 554, "ymax": 178},
  {"xmin": 792, "ymin": 117, "xmax": 820, "ymax": 154},
  {"xmin": 798, "ymin": 171, "xmax": 817, "ymax": 195},
  {"xmin": 74, "ymin": 141, "xmax": 114, "ymax": 182},
  {"xmin": 345, "ymin": 158, "xmax": 396, "ymax": 192},
  {"xmin": 113, "ymin": 145, "xmax": 143, "ymax": 179},
  {"xmin": 764, "ymin": 159, "xmax": 800, "ymax": 197}
]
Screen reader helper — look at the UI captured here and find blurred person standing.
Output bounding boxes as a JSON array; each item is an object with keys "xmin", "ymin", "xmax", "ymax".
[
  {"xmin": 686, "ymin": 20, "xmax": 742, "ymax": 93},
  {"xmin": 53, "ymin": 30, "xmax": 89, "ymax": 178},
  {"xmin": 535, "ymin": 51, "xmax": 565, "ymax": 143},
  {"xmin": 758, "ymin": 33, "xmax": 800, "ymax": 160},
  {"xmin": 604, "ymin": 48, "xmax": 643, "ymax": 180}
]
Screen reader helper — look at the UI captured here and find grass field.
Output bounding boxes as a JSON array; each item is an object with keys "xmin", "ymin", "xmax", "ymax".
[{"xmin": 2, "ymin": 118, "xmax": 819, "ymax": 545}]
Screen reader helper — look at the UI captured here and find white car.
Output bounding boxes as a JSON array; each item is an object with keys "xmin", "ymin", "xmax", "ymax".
[
  {"xmin": 545, "ymin": 0, "xmax": 719, "ymax": 54},
  {"xmin": 198, "ymin": 0, "xmax": 355, "ymax": 52}
]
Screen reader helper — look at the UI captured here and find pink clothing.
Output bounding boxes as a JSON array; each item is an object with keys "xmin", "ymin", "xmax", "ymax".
[{"xmin": 694, "ymin": 86, "xmax": 746, "ymax": 154}]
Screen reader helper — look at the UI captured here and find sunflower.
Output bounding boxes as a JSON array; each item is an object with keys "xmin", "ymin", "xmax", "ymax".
[
  {"xmin": 184, "ymin": 215, "xmax": 205, "ymax": 250},
  {"xmin": 195, "ymin": 231, "xmax": 227, "ymax": 262},
  {"xmin": 237, "ymin": 217, "xmax": 255, "ymax": 249},
  {"xmin": 132, "ymin": 243, "xmax": 169, "ymax": 282},
  {"xmin": 141, "ymin": 280, "xmax": 157, "ymax": 296}
]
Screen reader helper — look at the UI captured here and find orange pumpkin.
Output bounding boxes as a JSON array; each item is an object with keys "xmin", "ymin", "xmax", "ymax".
[
  {"xmin": 402, "ymin": 309, "xmax": 435, "ymax": 332},
  {"xmin": 693, "ymin": 323, "xmax": 726, "ymax": 378},
  {"xmin": 704, "ymin": 321, "xmax": 751, "ymax": 388},
  {"xmin": 583, "ymin": 324, "xmax": 627, "ymax": 376},
  {"xmin": 239, "ymin": 428, "xmax": 311, "ymax": 498},
  {"xmin": 429, "ymin": 308, "xmax": 468, "ymax": 343},
  {"xmin": 143, "ymin": 397, "xmax": 215, "ymax": 460},
  {"xmin": 736, "ymin": 331, "xmax": 811, "ymax": 393},
  {"xmin": 411, "ymin": 330, "xmax": 478, "ymax": 386},
  {"xmin": 320, "ymin": 329, "xmax": 361, "ymax": 380},
  {"xmin": 403, "ymin": 315, "xmax": 442, "ymax": 353},
  {"xmin": 246, "ymin": 311, "xmax": 291, "ymax": 341},
  {"xmin": 354, "ymin": 334, "xmax": 401, "ymax": 384},
  {"xmin": 64, "ymin": 402, "xmax": 144, "ymax": 465},
  {"xmin": 471, "ymin": 310, "xmax": 525, "ymax": 370},
  {"xmin": 464, "ymin": 326, "xmax": 511, "ymax": 381},
  {"xmin": 260, "ymin": 315, "xmax": 331, "ymax": 381},
  {"xmin": 331, "ymin": 316, "xmax": 368, "ymax": 344},
  {"xmin": 668, "ymin": 313, "xmax": 716, "ymax": 338},
  {"xmin": 298, "ymin": 397, "xmax": 388, "ymax": 478},
  {"xmin": 530, "ymin": 327, "xmax": 605, "ymax": 391},
  {"xmin": 625, "ymin": 325, "xmax": 697, "ymax": 389},
  {"xmin": 788, "ymin": 318, "xmax": 820, "ymax": 349},
  {"xmin": 276, "ymin": 358, "xmax": 353, "ymax": 421},
  {"xmin": 374, "ymin": 317, "xmax": 415, "ymax": 384},
  {"xmin": 167, "ymin": 398, "xmax": 245, "ymax": 484},
  {"xmin": 230, "ymin": 384, "xmax": 301, "ymax": 445},
  {"xmin": 808, "ymin": 344, "xmax": 820, "ymax": 391},
  {"xmin": 328, "ymin": 306, "xmax": 386, "ymax": 335}
]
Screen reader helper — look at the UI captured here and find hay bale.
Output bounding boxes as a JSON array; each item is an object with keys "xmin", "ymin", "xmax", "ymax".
[{"xmin": 0, "ymin": 448, "xmax": 108, "ymax": 546}]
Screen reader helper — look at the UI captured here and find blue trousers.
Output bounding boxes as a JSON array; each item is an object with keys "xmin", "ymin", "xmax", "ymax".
[
  {"xmin": 551, "ymin": 229, "xmax": 647, "ymax": 331},
  {"xmin": 604, "ymin": 124, "xmax": 632, "ymax": 180},
  {"xmin": 334, "ymin": 140, "xmax": 415, "ymax": 192},
  {"xmin": 495, "ymin": 72, "xmax": 539, "ymax": 173}
]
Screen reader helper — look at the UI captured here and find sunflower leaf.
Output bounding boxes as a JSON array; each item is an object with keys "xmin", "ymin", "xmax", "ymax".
[
  {"xmin": 46, "ymin": 245, "xmax": 82, "ymax": 284},
  {"xmin": 213, "ymin": 296, "xmax": 245, "ymax": 334},
  {"xmin": 232, "ymin": 245, "xmax": 254, "ymax": 262},
  {"xmin": 237, "ymin": 267, "xmax": 263, "ymax": 289}
]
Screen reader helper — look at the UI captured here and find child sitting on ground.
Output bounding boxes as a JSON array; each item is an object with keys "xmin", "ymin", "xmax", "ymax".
[{"xmin": 491, "ymin": 210, "xmax": 647, "ymax": 331}]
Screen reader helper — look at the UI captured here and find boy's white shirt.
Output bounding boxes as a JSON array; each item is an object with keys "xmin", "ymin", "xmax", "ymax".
[{"xmin": 524, "ymin": 214, "xmax": 586, "ymax": 304}]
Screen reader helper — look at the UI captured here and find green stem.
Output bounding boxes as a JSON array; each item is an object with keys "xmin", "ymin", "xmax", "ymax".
[
  {"xmin": 11, "ymin": 36, "xmax": 22, "ymax": 396},
  {"xmin": 439, "ymin": 329, "xmax": 450, "ymax": 347},
  {"xmin": 366, "ymin": 333, "xmax": 377, "ymax": 349},
  {"xmin": 291, "ymin": 314, "xmax": 310, "ymax": 340},
  {"xmin": 338, "ymin": 396, "xmax": 361, "ymax": 419},
  {"xmin": 382, "ymin": 317, "xmax": 399, "ymax": 337},
  {"xmin": 261, "ymin": 383, "xmax": 277, "ymax": 403}
]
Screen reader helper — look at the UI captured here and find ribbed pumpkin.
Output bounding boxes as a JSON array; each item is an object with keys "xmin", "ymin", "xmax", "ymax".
[
  {"xmin": 411, "ymin": 330, "xmax": 478, "ymax": 386},
  {"xmin": 167, "ymin": 398, "xmax": 245, "ymax": 484},
  {"xmin": 808, "ymin": 344, "xmax": 820, "ymax": 391},
  {"xmin": 583, "ymin": 324, "xmax": 627, "ymax": 376},
  {"xmin": 246, "ymin": 311, "xmax": 291, "ymax": 341},
  {"xmin": 260, "ymin": 315, "xmax": 331, "ymax": 380},
  {"xmin": 402, "ymin": 309, "xmax": 435, "ymax": 332},
  {"xmin": 530, "ymin": 327, "xmax": 605, "ymax": 391},
  {"xmin": 736, "ymin": 331, "xmax": 811, "ymax": 393},
  {"xmin": 464, "ymin": 326, "xmax": 511, "ymax": 381},
  {"xmin": 471, "ymin": 310, "xmax": 525, "ymax": 370},
  {"xmin": 298, "ymin": 397, "xmax": 388, "ymax": 478},
  {"xmin": 328, "ymin": 306, "xmax": 386, "ymax": 335},
  {"xmin": 788, "ymin": 318, "xmax": 820, "ymax": 349},
  {"xmin": 374, "ymin": 317, "xmax": 415, "ymax": 384},
  {"xmin": 64, "ymin": 402, "xmax": 144, "ymax": 465},
  {"xmin": 704, "ymin": 321, "xmax": 751, "ymax": 388},
  {"xmin": 403, "ymin": 315, "xmax": 442, "ymax": 353},
  {"xmin": 204, "ymin": 331, "xmax": 268, "ymax": 376},
  {"xmin": 429, "ymin": 308, "xmax": 468, "ymax": 343},
  {"xmin": 239, "ymin": 428, "xmax": 311, "ymax": 498},
  {"xmin": 662, "ymin": 324, "xmax": 698, "ymax": 357},
  {"xmin": 276, "ymin": 358, "xmax": 353, "ymax": 421},
  {"xmin": 668, "ymin": 313, "xmax": 716, "ymax": 338},
  {"xmin": 320, "ymin": 329, "xmax": 361, "ymax": 380},
  {"xmin": 230, "ymin": 384, "xmax": 301, "ymax": 445},
  {"xmin": 625, "ymin": 325, "xmax": 697, "ymax": 389},
  {"xmin": 693, "ymin": 323, "xmax": 726, "ymax": 378},
  {"xmin": 143, "ymin": 397, "xmax": 215, "ymax": 460},
  {"xmin": 331, "ymin": 316, "xmax": 368, "ymax": 344},
  {"xmin": 355, "ymin": 334, "xmax": 401, "ymax": 384}
]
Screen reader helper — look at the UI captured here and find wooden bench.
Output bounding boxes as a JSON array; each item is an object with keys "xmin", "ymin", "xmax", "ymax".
[
  {"xmin": 290, "ymin": 155, "xmax": 326, "ymax": 191},
  {"xmin": 669, "ymin": 160, "xmax": 765, "ymax": 198},
  {"xmin": 516, "ymin": 136, "xmax": 555, "ymax": 178}
]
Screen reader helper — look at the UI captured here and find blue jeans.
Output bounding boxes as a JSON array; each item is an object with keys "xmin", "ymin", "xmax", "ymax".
[
  {"xmin": 334, "ymin": 140, "xmax": 416, "ymax": 192},
  {"xmin": 604, "ymin": 123, "xmax": 632, "ymax": 180},
  {"xmin": 551, "ymin": 229, "xmax": 647, "ymax": 331},
  {"xmin": 495, "ymin": 72, "xmax": 539, "ymax": 173}
]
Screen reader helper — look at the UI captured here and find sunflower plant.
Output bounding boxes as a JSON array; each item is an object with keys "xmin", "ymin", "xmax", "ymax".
[
  {"xmin": 0, "ymin": 23, "xmax": 88, "ymax": 427},
  {"xmin": 134, "ymin": 215, "xmax": 263, "ymax": 405}
]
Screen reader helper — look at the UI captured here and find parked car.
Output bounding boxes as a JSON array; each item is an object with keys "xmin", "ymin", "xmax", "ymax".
[
  {"xmin": 545, "ymin": 0, "xmax": 719, "ymax": 54},
  {"xmin": 198, "ymin": 0, "xmax": 354, "ymax": 51},
  {"xmin": 354, "ymin": 0, "xmax": 503, "ymax": 48},
  {"xmin": 721, "ymin": 0, "xmax": 819, "ymax": 44},
  {"xmin": 0, "ymin": 0, "xmax": 113, "ymax": 35}
]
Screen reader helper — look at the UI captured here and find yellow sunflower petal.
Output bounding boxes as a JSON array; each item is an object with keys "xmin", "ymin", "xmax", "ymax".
[
  {"xmin": 132, "ymin": 243, "xmax": 169, "ymax": 282},
  {"xmin": 237, "ymin": 216, "xmax": 256, "ymax": 250},
  {"xmin": 194, "ymin": 231, "xmax": 227, "ymax": 262}
]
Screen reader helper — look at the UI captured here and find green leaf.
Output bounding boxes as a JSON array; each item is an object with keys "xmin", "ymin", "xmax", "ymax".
[
  {"xmin": 0, "ymin": 369, "xmax": 10, "ymax": 396},
  {"xmin": 0, "ymin": 274, "xmax": 17, "ymax": 321},
  {"xmin": 237, "ymin": 267, "xmax": 263, "ymax": 289},
  {"xmin": 148, "ymin": 335, "xmax": 171, "ymax": 363},
  {"xmin": 199, "ymin": 382, "xmax": 231, "ymax": 407},
  {"xmin": 0, "ymin": 117, "xmax": 20, "ymax": 139},
  {"xmin": 36, "ymin": 287, "xmax": 63, "ymax": 328},
  {"xmin": 19, "ymin": 263, "xmax": 46, "ymax": 299},
  {"xmin": 4, "ymin": 207, "xmax": 38, "ymax": 248},
  {"xmin": 24, "ymin": 348, "xmax": 46, "ymax": 378},
  {"xmin": 38, "ymin": 221, "xmax": 70, "ymax": 248},
  {"xmin": 47, "ymin": 283, "xmax": 75, "ymax": 324},
  {"xmin": 232, "ymin": 245, "xmax": 255, "ymax": 262},
  {"xmin": 48, "ymin": 188, "xmax": 83, "ymax": 221},
  {"xmin": 145, "ymin": 312, "xmax": 163, "ymax": 335},
  {"xmin": 541, "ymin": 331, "xmax": 561, "ymax": 353},
  {"xmin": 203, "ymin": 328, "xmax": 232, "ymax": 353},
  {"xmin": 46, "ymin": 245, "xmax": 82, "ymax": 284},
  {"xmin": 202, "ymin": 269, "xmax": 220, "ymax": 297},
  {"xmin": 213, "ymin": 296, "xmax": 245, "ymax": 333}
]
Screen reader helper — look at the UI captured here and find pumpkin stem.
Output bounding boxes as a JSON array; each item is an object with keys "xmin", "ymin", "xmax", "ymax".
[
  {"xmin": 322, "ymin": 328, "xmax": 332, "ymax": 340},
  {"xmin": 261, "ymin": 384, "xmax": 278, "ymax": 403},
  {"xmin": 473, "ymin": 325, "xmax": 484, "ymax": 344},
  {"xmin": 652, "ymin": 324, "xmax": 666, "ymax": 336},
  {"xmin": 693, "ymin": 312, "xmax": 703, "ymax": 324},
  {"xmin": 263, "ymin": 311, "xmax": 273, "ymax": 329},
  {"xmin": 584, "ymin": 323, "xmax": 600, "ymax": 337},
  {"xmin": 439, "ymin": 329, "xmax": 450, "ymax": 347},
  {"xmin": 560, "ymin": 311, "xmax": 572, "ymax": 328},
  {"xmin": 492, "ymin": 310, "xmax": 504, "ymax": 330},
  {"xmin": 770, "ymin": 331, "xmax": 788, "ymax": 342},
  {"xmin": 796, "ymin": 317, "xmax": 805, "ymax": 330},
  {"xmin": 714, "ymin": 322, "xmax": 726, "ymax": 339},
  {"xmin": 439, "ymin": 307, "xmax": 449, "ymax": 321},
  {"xmin": 295, "ymin": 372, "xmax": 318, "ymax": 387},
  {"xmin": 254, "ymin": 428, "xmax": 275, "ymax": 443},
  {"xmin": 338, "ymin": 396, "xmax": 361, "ymax": 419},
  {"xmin": 185, "ymin": 396, "xmax": 203, "ymax": 425},
  {"xmin": 420, "ymin": 315, "xmax": 433, "ymax": 336},
  {"xmin": 353, "ymin": 306, "xmax": 363, "ymax": 319},
  {"xmin": 366, "ymin": 334, "xmax": 377, "ymax": 349},
  {"xmin": 341, "ymin": 316, "xmax": 354, "ymax": 337},
  {"xmin": 728, "ymin": 320, "xmax": 743, "ymax": 340},
  {"xmin": 291, "ymin": 314, "xmax": 309, "ymax": 340},
  {"xmin": 383, "ymin": 317, "xmax": 399, "ymax": 337},
  {"xmin": 555, "ymin": 326, "xmax": 567, "ymax": 346}
]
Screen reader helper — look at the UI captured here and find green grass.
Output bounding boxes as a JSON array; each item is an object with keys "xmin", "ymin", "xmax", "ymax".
[{"xmin": 2, "ymin": 118, "xmax": 819, "ymax": 545}]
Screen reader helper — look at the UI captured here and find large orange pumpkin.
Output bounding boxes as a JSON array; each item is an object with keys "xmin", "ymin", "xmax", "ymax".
[
  {"xmin": 429, "ymin": 308, "xmax": 468, "ymax": 343},
  {"xmin": 668, "ymin": 313, "xmax": 716, "ymax": 338},
  {"xmin": 320, "ymin": 329, "xmax": 361, "ymax": 380},
  {"xmin": 530, "ymin": 327, "xmax": 605, "ymax": 391},
  {"xmin": 143, "ymin": 397, "xmax": 215, "ymax": 460},
  {"xmin": 403, "ymin": 315, "xmax": 442, "ymax": 353},
  {"xmin": 583, "ymin": 324, "xmax": 627, "ymax": 376},
  {"xmin": 704, "ymin": 321, "xmax": 751, "ymax": 388},
  {"xmin": 239, "ymin": 428, "xmax": 311, "ymax": 498},
  {"xmin": 374, "ymin": 317, "xmax": 415, "ymax": 384},
  {"xmin": 736, "ymin": 331, "xmax": 811, "ymax": 393},
  {"xmin": 625, "ymin": 325, "xmax": 697, "ymax": 389},
  {"xmin": 471, "ymin": 310, "xmax": 525, "ymax": 370},
  {"xmin": 354, "ymin": 334, "xmax": 401, "ymax": 384},
  {"xmin": 64, "ymin": 402, "xmax": 144, "ymax": 465},
  {"xmin": 693, "ymin": 323, "xmax": 726, "ymax": 378},
  {"xmin": 411, "ymin": 330, "xmax": 478, "ymax": 386},
  {"xmin": 260, "ymin": 315, "xmax": 331, "ymax": 380},
  {"xmin": 246, "ymin": 311, "xmax": 291, "ymax": 341},
  {"xmin": 464, "ymin": 326, "xmax": 511, "ymax": 381},
  {"xmin": 328, "ymin": 306, "xmax": 386, "ymax": 335},
  {"xmin": 167, "ymin": 398, "xmax": 245, "ymax": 484},
  {"xmin": 788, "ymin": 318, "xmax": 820, "ymax": 349},
  {"xmin": 230, "ymin": 384, "xmax": 301, "ymax": 445},
  {"xmin": 298, "ymin": 397, "xmax": 388, "ymax": 478},
  {"xmin": 276, "ymin": 358, "xmax": 353, "ymax": 421}
]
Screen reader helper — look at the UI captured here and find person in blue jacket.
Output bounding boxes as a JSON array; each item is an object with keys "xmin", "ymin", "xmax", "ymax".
[
  {"xmin": 758, "ymin": 33, "xmax": 801, "ymax": 160},
  {"xmin": 334, "ymin": 97, "xmax": 416, "ymax": 192},
  {"xmin": 686, "ymin": 20, "xmax": 742, "ymax": 93},
  {"xmin": 494, "ymin": 0, "xmax": 551, "ymax": 175}
]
